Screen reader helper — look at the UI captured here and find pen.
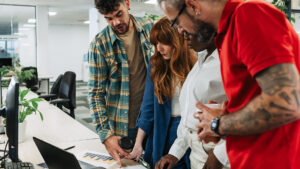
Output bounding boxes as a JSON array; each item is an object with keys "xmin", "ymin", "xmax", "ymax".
[{"xmin": 64, "ymin": 145, "xmax": 75, "ymax": 151}]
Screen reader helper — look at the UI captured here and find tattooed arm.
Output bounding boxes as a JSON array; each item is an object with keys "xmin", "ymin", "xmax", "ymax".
[{"xmin": 219, "ymin": 63, "xmax": 300, "ymax": 135}]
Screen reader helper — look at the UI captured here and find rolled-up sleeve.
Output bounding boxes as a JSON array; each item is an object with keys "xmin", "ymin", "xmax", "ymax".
[{"xmin": 168, "ymin": 118, "xmax": 189, "ymax": 160}]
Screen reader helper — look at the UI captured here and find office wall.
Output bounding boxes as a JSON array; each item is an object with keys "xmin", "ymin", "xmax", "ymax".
[
  {"xmin": 19, "ymin": 27, "xmax": 36, "ymax": 67},
  {"xmin": 48, "ymin": 24, "xmax": 89, "ymax": 81},
  {"xmin": 292, "ymin": 13, "xmax": 300, "ymax": 35}
]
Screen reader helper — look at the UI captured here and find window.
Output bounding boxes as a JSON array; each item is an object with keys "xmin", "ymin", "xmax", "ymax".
[{"xmin": 0, "ymin": 5, "xmax": 36, "ymax": 67}]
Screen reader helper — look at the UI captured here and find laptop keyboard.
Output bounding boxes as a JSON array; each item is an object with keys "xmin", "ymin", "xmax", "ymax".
[{"xmin": 5, "ymin": 162, "xmax": 34, "ymax": 169}]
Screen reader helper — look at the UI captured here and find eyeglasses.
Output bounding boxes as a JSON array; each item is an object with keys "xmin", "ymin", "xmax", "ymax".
[{"xmin": 170, "ymin": 3, "xmax": 186, "ymax": 28}]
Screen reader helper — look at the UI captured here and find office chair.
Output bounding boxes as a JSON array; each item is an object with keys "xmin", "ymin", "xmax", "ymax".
[
  {"xmin": 39, "ymin": 74, "xmax": 63, "ymax": 101},
  {"xmin": 50, "ymin": 71, "xmax": 76, "ymax": 118},
  {"xmin": 21, "ymin": 67, "xmax": 39, "ymax": 92}
]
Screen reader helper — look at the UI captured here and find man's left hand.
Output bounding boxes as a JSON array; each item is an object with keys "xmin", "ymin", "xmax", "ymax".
[
  {"xmin": 202, "ymin": 150, "xmax": 224, "ymax": 169},
  {"xmin": 194, "ymin": 101, "xmax": 226, "ymax": 141}
]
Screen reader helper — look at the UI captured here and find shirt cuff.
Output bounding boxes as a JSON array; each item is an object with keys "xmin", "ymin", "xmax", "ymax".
[
  {"xmin": 213, "ymin": 141, "xmax": 230, "ymax": 168},
  {"xmin": 99, "ymin": 130, "xmax": 114, "ymax": 143},
  {"xmin": 168, "ymin": 141, "xmax": 188, "ymax": 160}
]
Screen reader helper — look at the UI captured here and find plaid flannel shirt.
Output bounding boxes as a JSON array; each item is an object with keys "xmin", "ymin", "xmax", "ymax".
[{"xmin": 88, "ymin": 16, "xmax": 153, "ymax": 143}]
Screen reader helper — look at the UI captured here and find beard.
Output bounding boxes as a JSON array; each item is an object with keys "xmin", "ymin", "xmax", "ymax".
[
  {"xmin": 185, "ymin": 11, "xmax": 216, "ymax": 43},
  {"xmin": 195, "ymin": 22, "xmax": 216, "ymax": 43},
  {"xmin": 112, "ymin": 17, "xmax": 131, "ymax": 34}
]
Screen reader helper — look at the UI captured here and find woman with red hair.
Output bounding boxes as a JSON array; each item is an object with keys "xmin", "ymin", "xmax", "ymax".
[{"xmin": 126, "ymin": 17, "xmax": 196, "ymax": 169}]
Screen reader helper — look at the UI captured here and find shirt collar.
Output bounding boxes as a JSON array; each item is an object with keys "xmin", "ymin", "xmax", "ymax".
[
  {"xmin": 197, "ymin": 49, "xmax": 218, "ymax": 64},
  {"xmin": 109, "ymin": 15, "xmax": 144, "ymax": 45},
  {"xmin": 217, "ymin": 0, "xmax": 243, "ymax": 35}
]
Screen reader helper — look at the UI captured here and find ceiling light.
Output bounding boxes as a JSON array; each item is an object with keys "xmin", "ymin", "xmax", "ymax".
[
  {"xmin": 48, "ymin": 11, "xmax": 57, "ymax": 16},
  {"xmin": 27, "ymin": 18, "xmax": 36, "ymax": 24},
  {"xmin": 145, "ymin": 0, "xmax": 157, "ymax": 5},
  {"xmin": 83, "ymin": 20, "xmax": 90, "ymax": 24},
  {"xmin": 23, "ymin": 24, "xmax": 36, "ymax": 28}
]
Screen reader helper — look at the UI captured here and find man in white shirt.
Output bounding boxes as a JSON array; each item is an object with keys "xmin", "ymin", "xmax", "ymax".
[{"xmin": 155, "ymin": 25, "xmax": 230, "ymax": 169}]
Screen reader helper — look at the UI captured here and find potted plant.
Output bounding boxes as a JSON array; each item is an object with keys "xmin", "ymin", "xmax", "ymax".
[
  {"xmin": 272, "ymin": 0, "xmax": 295, "ymax": 23},
  {"xmin": 18, "ymin": 89, "xmax": 43, "ymax": 142},
  {"xmin": 0, "ymin": 66, "xmax": 35, "ymax": 87},
  {"xmin": 2, "ymin": 88, "xmax": 44, "ymax": 142},
  {"xmin": 14, "ymin": 67, "xmax": 36, "ymax": 85}
]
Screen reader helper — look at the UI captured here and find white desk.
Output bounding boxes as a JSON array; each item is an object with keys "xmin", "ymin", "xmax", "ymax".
[{"xmin": 1, "ymin": 90, "xmax": 142, "ymax": 169}]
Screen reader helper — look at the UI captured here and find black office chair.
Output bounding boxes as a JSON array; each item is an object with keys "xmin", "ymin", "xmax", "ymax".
[
  {"xmin": 22, "ymin": 67, "xmax": 39, "ymax": 92},
  {"xmin": 50, "ymin": 71, "xmax": 76, "ymax": 118},
  {"xmin": 39, "ymin": 74, "xmax": 63, "ymax": 101}
]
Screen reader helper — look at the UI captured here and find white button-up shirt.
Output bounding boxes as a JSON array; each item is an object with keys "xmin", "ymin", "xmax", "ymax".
[{"xmin": 169, "ymin": 49, "xmax": 229, "ymax": 166}]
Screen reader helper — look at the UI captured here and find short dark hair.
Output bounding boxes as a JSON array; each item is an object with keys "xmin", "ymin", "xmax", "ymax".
[{"xmin": 94, "ymin": 0, "xmax": 125, "ymax": 14}]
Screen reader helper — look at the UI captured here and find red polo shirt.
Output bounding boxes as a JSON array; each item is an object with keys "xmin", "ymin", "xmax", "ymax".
[{"xmin": 215, "ymin": 0, "xmax": 300, "ymax": 168}]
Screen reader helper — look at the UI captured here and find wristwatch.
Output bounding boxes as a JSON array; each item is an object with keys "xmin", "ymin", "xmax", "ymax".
[{"xmin": 211, "ymin": 115, "xmax": 227, "ymax": 137}]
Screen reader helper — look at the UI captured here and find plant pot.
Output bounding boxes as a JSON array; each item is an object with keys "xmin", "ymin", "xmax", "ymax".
[{"xmin": 18, "ymin": 120, "xmax": 27, "ymax": 143}]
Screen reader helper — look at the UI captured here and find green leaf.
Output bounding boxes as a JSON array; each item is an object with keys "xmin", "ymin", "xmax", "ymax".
[
  {"xmin": 20, "ymin": 89, "xmax": 30, "ymax": 100},
  {"xmin": 22, "ymin": 102, "xmax": 29, "ymax": 107},
  {"xmin": 31, "ymin": 101, "xmax": 38, "ymax": 110},
  {"xmin": 39, "ymin": 111, "xmax": 44, "ymax": 121},
  {"xmin": 19, "ymin": 111, "xmax": 26, "ymax": 123},
  {"xmin": 291, "ymin": 17, "xmax": 296, "ymax": 23},
  {"xmin": 29, "ymin": 98, "xmax": 43, "ymax": 102}
]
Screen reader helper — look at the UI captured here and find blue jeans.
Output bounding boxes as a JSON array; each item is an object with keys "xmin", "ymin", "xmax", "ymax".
[{"xmin": 164, "ymin": 117, "xmax": 191, "ymax": 169}]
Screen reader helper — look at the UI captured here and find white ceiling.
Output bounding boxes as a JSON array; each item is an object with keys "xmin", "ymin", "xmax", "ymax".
[{"xmin": 0, "ymin": 0, "xmax": 163, "ymax": 26}]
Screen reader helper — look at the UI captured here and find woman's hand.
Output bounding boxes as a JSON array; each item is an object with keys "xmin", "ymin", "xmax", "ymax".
[{"xmin": 126, "ymin": 144, "xmax": 143, "ymax": 161}]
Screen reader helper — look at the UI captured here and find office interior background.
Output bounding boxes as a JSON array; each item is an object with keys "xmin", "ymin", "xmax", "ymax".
[{"xmin": 0, "ymin": 0, "xmax": 300, "ymax": 130}]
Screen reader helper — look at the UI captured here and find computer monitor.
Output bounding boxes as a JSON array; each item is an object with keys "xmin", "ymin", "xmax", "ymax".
[
  {"xmin": 0, "ymin": 58, "xmax": 13, "ymax": 68},
  {"xmin": 0, "ymin": 73, "xmax": 2, "ymax": 107},
  {"xmin": 0, "ymin": 76, "xmax": 19, "ymax": 162}
]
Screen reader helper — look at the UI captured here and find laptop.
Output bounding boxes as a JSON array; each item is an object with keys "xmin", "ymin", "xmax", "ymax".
[{"xmin": 33, "ymin": 137, "xmax": 105, "ymax": 169}]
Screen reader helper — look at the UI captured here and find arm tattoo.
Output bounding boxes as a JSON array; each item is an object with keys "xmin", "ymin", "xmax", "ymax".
[
  {"xmin": 219, "ymin": 64, "xmax": 300, "ymax": 135},
  {"xmin": 279, "ymin": 92, "xmax": 291, "ymax": 104}
]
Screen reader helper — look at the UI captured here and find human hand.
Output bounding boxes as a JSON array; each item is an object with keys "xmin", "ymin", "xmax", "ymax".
[
  {"xmin": 103, "ymin": 136, "xmax": 129, "ymax": 168},
  {"xmin": 194, "ymin": 101, "xmax": 227, "ymax": 141},
  {"xmin": 155, "ymin": 154, "xmax": 179, "ymax": 169},
  {"xmin": 126, "ymin": 143, "xmax": 143, "ymax": 161},
  {"xmin": 202, "ymin": 150, "xmax": 224, "ymax": 169}
]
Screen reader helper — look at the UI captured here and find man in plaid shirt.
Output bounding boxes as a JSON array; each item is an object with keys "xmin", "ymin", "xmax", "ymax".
[{"xmin": 88, "ymin": 0, "xmax": 153, "ymax": 167}]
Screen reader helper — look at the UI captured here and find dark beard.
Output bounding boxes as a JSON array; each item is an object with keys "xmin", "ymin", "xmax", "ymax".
[
  {"xmin": 185, "ymin": 10, "xmax": 216, "ymax": 42},
  {"xmin": 113, "ymin": 18, "xmax": 131, "ymax": 34}
]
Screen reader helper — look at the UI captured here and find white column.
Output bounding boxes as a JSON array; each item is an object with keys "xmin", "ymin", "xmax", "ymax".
[
  {"xmin": 36, "ymin": 6, "xmax": 49, "ymax": 76},
  {"xmin": 89, "ymin": 7, "xmax": 107, "ymax": 42},
  {"xmin": 83, "ymin": 8, "xmax": 107, "ymax": 82}
]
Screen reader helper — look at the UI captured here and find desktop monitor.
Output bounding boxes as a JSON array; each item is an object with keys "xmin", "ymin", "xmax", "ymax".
[
  {"xmin": 0, "ymin": 76, "xmax": 19, "ymax": 162},
  {"xmin": 0, "ymin": 73, "xmax": 2, "ymax": 107},
  {"xmin": 0, "ymin": 58, "xmax": 13, "ymax": 68}
]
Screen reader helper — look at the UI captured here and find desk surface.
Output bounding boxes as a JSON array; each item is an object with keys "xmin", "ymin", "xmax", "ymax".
[
  {"xmin": 1, "ymin": 89, "xmax": 142, "ymax": 169},
  {"xmin": 19, "ymin": 90, "xmax": 99, "ymax": 143}
]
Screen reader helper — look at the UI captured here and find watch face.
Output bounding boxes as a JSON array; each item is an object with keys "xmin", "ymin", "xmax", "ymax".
[
  {"xmin": 211, "ymin": 121, "xmax": 217, "ymax": 128},
  {"xmin": 211, "ymin": 119, "xmax": 218, "ymax": 133}
]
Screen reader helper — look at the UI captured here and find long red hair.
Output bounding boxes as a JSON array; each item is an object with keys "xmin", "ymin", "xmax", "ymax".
[{"xmin": 150, "ymin": 17, "xmax": 197, "ymax": 104}]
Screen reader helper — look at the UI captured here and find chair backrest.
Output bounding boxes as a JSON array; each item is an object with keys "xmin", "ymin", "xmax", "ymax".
[
  {"xmin": 21, "ymin": 67, "xmax": 38, "ymax": 88},
  {"xmin": 50, "ymin": 74, "xmax": 63, "ymax": 95},
  {"xmin": 58, "ymin": 71, "xmax": 76, "ymax": 109}
]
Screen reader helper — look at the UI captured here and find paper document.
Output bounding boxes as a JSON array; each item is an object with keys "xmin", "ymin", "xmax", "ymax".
[
  {"xmin": 76, "ymin": 150, "xmax": 117, "ymax": 168},
  {"xmin": 121, "ymin": 165, "xmax": 146, "ymax": 169}
]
